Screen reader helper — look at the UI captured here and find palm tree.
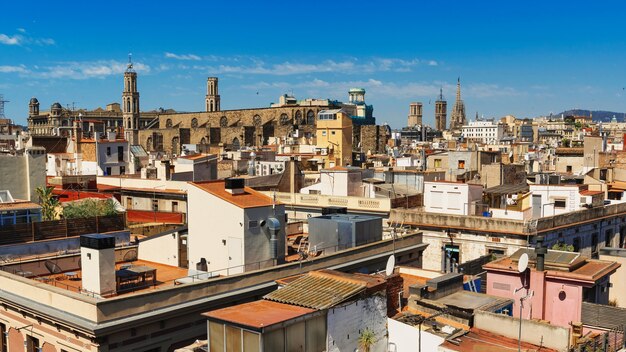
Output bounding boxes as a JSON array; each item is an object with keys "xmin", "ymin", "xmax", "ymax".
[
  {"xmin": 36, "ymin": 186, "xmax": 59, "ymax": 221},
  {"xmin": 358, "ymin": 328, "xmax": 376, "ymax": 352}
]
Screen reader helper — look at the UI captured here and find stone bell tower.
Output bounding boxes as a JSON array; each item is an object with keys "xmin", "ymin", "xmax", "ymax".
[
  {"xmin": 205, "ymin": 77, "xmax": 220, "ymax": 112},
  {"xmin": 122, "ymin": 54, "xmax": 140, "ymax": 144}
]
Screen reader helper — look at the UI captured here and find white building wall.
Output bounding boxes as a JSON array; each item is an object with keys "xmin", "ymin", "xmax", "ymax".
[
  {"xmin": 326, "ymin": 294, "xmax": 388, "ymax": 352},
  {"xmin": 388, "ymin": 318, "xmax": 445, "ymax": 352},
  {"xmin": 424, "ymin": 182, "xmax": 483, "ymax": 216},
  {"xmin": 529, "ymin": 184, "xmax": 581, "ymax": 217},
  {"xmin": 187, "ymin": 185, "xmax": 243, "ymax": 274},
  {"xmin": 138, "ymin": 231, "xmax": 180, "ymax": 266}
]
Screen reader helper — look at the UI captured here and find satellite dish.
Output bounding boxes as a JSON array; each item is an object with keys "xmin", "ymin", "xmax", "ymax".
[
  {"xmin": 518, "ymin": 253, "xmax": 529, "ymax": 273},
  {"xmin": 385, "ymin": 255, "xmax": 395, "ymax": 276}
]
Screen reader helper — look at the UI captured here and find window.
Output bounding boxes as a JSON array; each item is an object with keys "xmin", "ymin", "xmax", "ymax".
[
  {"xmin": 152, "ymin": 199, "xmax": 159, "ymax": 212},
  {"xmin": 253, "ymin": 115, "xmax": 262, "ymax": 126},
  {"xmin": 606, "ymin": 229, "xmax": 614, "ymax": 247},
  {"xmin": 120, "ymin": 166, "xmax": 125, "ymax": 175},
  {"xmin": 331, "ymin": 131, "xmax": 336, "ymax": 135},
  {"xmin": 554, "ymin": 199, "xmax": 566, "ymax": 209},
  {"xmin": 0, "ymin": 322, "xmax": 6, "ymax": 352},
  {"xmin": 191, "ymin": 118, "xmax": 198, "ymax": 128},
  {"xmin": 592, "ymin": 233, "xmax": 599, "ymax": 258},
  {"xmin": 220, "ymin": 116, "xmax": 228, "ymax": 127},
  {"xmin": 172, "ymin": 201, "xmax": 178, "ymax": 212},
  {"xmin": 566, "ymin": 165, "xmax": 573, "ymax": 173},
  {"xmin": 165, "ymin": 118, "xmax": 173, "ymax": 128},
  {"xmin": 434, "ymin": 159, "xmax": 442, "ymax": 168},
  {"xmin": 106, "ymin": 147, "xmax": 111, "ymax": 156},
  {"xmin": 118, "ymin": 146, "xmax": 124, "ymax": 162},
  {"xmin": 573, "ymin": 237, "xmax": 581, "ymax": 252},
  {"xmin": 126, "ymin": 197, "xmax": 132, "ymax": 210},
  {"xmin": 105, "ymin": 167, "xmax": 111, "ymax": 175},
  {"xmin": 280, "ymin": 113, "xmax": 290, "ymax": 125},
  {"xmin": 26, "ymin": 335, "xmax": 39, "ymax": 352},
  {"xmin": 306, "ymin": 110, "xmax": 315, "ymax": 125},
  {"xmin": 295, "ymin": 110, "xmax": 303, "ymax": 125},
  {"xmin": 458, "ymin": 160, "xmax": 465, "ymax": 169},
  {"xmin": 488, "ymin": 248, "xmax": 505, "ymax": 257},
  {"xmin": 322, "ymin": 131, "xmax": 327, "ymax": 136}
]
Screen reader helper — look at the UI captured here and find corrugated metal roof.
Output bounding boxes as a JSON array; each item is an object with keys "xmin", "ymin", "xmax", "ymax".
[{"xmin": 264, "ymin": 271, "xmax": 367, "ymax": 309}]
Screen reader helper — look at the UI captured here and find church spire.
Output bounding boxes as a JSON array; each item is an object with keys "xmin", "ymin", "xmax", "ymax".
[{"xmin": 450, "ymin": 77, "xmax": 466, "ymax": 130}]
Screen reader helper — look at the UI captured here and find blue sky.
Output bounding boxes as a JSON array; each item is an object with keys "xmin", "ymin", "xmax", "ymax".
[{"xmin": 2, "ymin": 1, "xmax": 626, "ymax": 128}]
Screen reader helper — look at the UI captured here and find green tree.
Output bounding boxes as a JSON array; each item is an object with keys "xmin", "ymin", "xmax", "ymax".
[
  {"xmin": 358, "ymin": 329, "xmax": 376, "ymax": 352},
  {"xmin": 62, "ymin": 199, "xmax": 118, "ymax": 219},
  {"xmin": 561, "ymin": 138, "xmax": 571, "ymax": 148},
  {"xmin": 36, "ymin": 186, "xmax": 59, "ymax": 221},
  {"xmin": 552, "ymin": 242, "xmax": 574, "ymax": 252}
]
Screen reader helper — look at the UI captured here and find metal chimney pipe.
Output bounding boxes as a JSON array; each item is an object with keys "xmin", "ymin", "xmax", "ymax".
[{"xmin": 536, "ymin": 235, "xmax": 547, "ymax": 272}]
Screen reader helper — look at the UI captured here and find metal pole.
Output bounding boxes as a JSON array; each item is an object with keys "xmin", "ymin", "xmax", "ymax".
[{"xmin": 518, "ymin": 300, "xmax": 523, "ymax": 352}]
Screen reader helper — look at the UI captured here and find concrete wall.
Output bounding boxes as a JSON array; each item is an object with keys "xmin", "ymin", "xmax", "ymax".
[
  {"xmin": 600, "ymin": 249, "xmax": 626, "ymax": 307},
  {"xmin": 138, "ymin": 230, "xmax": 181, "ymax": 266},
  {"xmin": 0, "ymin": 152, "xmax": 46, "ymax": 201},
  {"xmin": 473, "ymin": 310, "xmax": 570, "ymax": 351},
  {"xmin": 529, "ymin": 184, "xmax": 582, "ymax": 217},
  {"xmin": 326, "ymin": 293, "xmax": 388, "ymax": 352},
  {"xmin": 388, "ymin": 317, "xmax": 444, "ymax": 352},
  {"xmin": 424, "ymin": 182, "xmax": 483, "ymax": 215}
]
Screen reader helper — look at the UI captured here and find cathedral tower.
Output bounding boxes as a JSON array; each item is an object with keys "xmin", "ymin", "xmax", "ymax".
[
  {"xmin": 122, "ymin": 55, "xmax": 140, "ymax": 144},
  {"xmin": 450, "ymin": 77, "xmax": 466, "ymax": 130},
  {"xmin": 29, "ymin": 97, "xmax": 39, "ymax": 117},
  {"xmin": 435, "ymin": 88, "xmax": 447, "ymax": 131},
  {"xmin": 408, "ymin": 102, "xmax": 423, "ymax": 127},
  {"xmin": 205, "ymin": 77, "xmax": 220, "ymax": 112}
]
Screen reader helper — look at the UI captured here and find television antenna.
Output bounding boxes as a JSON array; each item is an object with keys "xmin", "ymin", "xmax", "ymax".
[{"xmin": 0, "ymin": 94, "xmax": 9, "ymax": 118}]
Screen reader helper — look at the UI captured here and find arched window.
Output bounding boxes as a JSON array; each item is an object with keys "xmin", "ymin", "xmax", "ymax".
[
  {"xmin": 172, "ymin": 137, "xmax": 180, "ymax": 155},
  {"xmin": 232, "ymin": 137, "xmax": 240, "ymax": 151},
  {"xmin": 165, "ymin": 118, "xmax": 173, "ymax": 128},
  {"xmin": 220, "ymin": 116, "xmax": 228, "ymax": 127},
  {"xmin": 200, "ymin": 137, "xmax": 206, "ymax": 145},
  {"xmin": 295, "ymin": 110, "xmax": 303, "ymax": 125},
  {"xmin": 306, "ymin": 110, "xmax": 315, "ymax": 125},
  {"xmin": 253, "ymin": 115, "xmax": 262, "ymax": 126},
  {"xmin": 147, "ymin": 137, "xmax": 153, "ymax": 151},
  {"xmin": 191, "ymin": 118, "xmax": 198, "ymax": 128},
  {"xmin": 280, "ymin": 113, "xmax": 290, "ymax": 126}
]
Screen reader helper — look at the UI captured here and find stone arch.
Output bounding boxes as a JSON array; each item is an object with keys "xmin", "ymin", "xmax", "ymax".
[
  {"xmin": 165, "ymin": 118, "xmax": 173, "ymax": 128},
  {"xmin": 172, "ymin": 136, "xmax": 180, "ymax": 155},
  {"xmin": 280, "ymin": 113, "xmax": 290, "ymax": 126},
  {"xmin": 295, "ymin": 110, "xmax": 303, "ymax": 125},
  {"xmin": 253, "ymin": 114, "xmax": 262, "ymax": 126},
  {"xmin": 232, "ymin": 137, "xmax": 240, "ymax": 151},
  {"xmin": 306, "ymin": 109, "xmax": 315, "ymax": 125},
  {"xmin": 191, "ymin": 118, "xmax": 198, "ymax": 128},
  {"xmin": 220, "ymin": 116, "xmax": 228, "ymax": 127}
]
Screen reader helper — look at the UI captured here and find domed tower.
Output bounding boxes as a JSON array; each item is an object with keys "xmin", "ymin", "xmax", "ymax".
[
  {"xmin": 50, "ymin": 102, "xmax": 62, "ymax": 117},
  {"xmin": 205, "ymin": 77, "xmax": 220, "ymax": 112},
  {"xmin": 122, "ymin": 55, "xmax": 140, "ymax": 144},
  {"xmin": 29, "ymin": 97, "xmax": 40, "ymax": 117}
]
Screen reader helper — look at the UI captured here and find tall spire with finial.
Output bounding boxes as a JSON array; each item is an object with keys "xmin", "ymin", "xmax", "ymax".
[{"xmin": 450, "ymin": 77, "xmax": 466, "ymax": 130}]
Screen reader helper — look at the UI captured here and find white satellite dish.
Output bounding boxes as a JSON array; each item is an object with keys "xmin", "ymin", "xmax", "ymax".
[
  {"xmin": 518, "ymin": 253, "xmax": 529, "ymax": 273},
  {"xmin": 385, "ymin": 255, "xmax": 395, "ymax": 276}
]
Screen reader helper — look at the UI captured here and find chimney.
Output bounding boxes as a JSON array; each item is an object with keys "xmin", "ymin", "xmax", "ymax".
[
  {"xmin": 225, "ymin": 177, "xmax": 245, "ymax": 195},
  {"xmin": 80, "ymin": 234, "xmax": 116, "ymax": 296},
  {"xmin": 266, "ymin": 217, "xmax": 281, "ymax": 261},
  {"xmin": 536, "ymin": 235, "xmax": 547, "ymax": 272}
]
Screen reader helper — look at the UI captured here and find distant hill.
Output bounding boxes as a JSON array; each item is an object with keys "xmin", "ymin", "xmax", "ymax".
[{"xmin": 551, "ymin": 109, "xmax": 626, "ymax": 122}]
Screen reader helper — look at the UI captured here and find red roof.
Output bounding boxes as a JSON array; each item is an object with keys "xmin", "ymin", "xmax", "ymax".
[
  {"xmin": 203, "ymin": 300, "xmax": 314, "ymax": 330},
  {"xmin": 190, "ymin": 180, "xmax": 276, "ymax": 209}
]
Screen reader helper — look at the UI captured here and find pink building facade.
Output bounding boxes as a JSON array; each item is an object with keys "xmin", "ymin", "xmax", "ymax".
[{"xmin": 484, "ymin": 249, "xmax": 619, "ymax": 328}]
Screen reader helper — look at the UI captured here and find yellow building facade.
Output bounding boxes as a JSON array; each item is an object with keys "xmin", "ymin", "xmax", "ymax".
[{"xmin": 316, "ymin": 109, "xmax": 353, "ymax": 168}]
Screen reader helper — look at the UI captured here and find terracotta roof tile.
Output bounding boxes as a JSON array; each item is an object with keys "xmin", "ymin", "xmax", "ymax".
[{"xmin": 190, "ymin": 180, "xmax": 276, "ymax": 209}]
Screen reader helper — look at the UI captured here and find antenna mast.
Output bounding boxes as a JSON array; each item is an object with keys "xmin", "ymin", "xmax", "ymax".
[{"xmin": 0, "ymin": 94, "xmax": 9, "ymax": 118}]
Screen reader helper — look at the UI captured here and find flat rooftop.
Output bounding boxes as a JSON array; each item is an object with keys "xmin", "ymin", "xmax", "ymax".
[
  {"xmin": 203, "ymin": 300, "xmax": 315, "ymax": 331},
  {"xmin": 30, "ymin": 259, "xmax": 189, "ymax": 298}
]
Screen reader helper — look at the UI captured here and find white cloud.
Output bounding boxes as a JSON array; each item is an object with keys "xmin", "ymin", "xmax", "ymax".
[
  {"xmin": 0, "ymin": 34, "xmax": 22, "ymax": 45},
  {"xmin": 195, "ymin": 57, "xmax": 438, "ymax": 76},
  {"xmin": 0, "ymin": 31, "xmax": 55, "ymax": 46},
  {"xmin": 164, "ymin": 52, "xmax": 201, "ymax": 61},
  {"xmin": 33, "ymin": 60, "xmax": 150, "ymax": 79},
  {"xmin": 0, "ymin": 65, "xmax": 28, "ymax": 73}
]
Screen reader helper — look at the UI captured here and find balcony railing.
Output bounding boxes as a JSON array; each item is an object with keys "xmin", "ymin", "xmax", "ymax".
[{"xmin": 261, "ymin": 191, "xmax": 391, "ymax": 212}]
